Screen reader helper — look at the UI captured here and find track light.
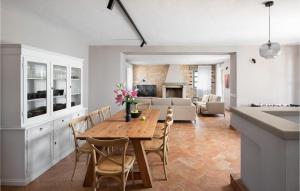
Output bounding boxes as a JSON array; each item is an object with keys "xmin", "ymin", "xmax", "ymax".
[
  {"xmin": 107, "ymin": 0, "xmax": 147, "ymax": 47},
  {"xmin": 140, "ymin": 41, "xmax": 146, "ymax": 47},
  {"xmin": 107, "ymin": 0, "xmax": 115, "ymax": 10}
]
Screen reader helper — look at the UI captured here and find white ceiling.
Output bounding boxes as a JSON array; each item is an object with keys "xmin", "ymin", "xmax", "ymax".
[
  {"xmin": 126, "ymin": 54, "xmax": 230, "ymax": 65},
  {"xmin": 3, "ymin": 0, "xmax": 300, "ymax": 46}
]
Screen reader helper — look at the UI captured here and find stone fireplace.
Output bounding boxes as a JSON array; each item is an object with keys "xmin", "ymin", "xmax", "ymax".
[
  {"xmin": 162, "ymin": 64, "xmax": 187, "ymax": 98},
  {"xmin": 162, "ymin": 84, "xmax": 187, "ymax": 98}
]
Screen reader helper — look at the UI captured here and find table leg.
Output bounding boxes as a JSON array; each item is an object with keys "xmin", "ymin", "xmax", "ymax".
[
  {"xmin": 83, "ymin": 155, "xmax": 94, "ymax": 187},
  {"xmin": 132, "ymin": 140, "xmax": 153, "ymax": 188}
]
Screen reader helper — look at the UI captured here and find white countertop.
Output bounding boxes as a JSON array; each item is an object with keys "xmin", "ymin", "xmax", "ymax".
[{"xmin": 231, "ymin": 107, "xmax": 299, "ymax": 140}]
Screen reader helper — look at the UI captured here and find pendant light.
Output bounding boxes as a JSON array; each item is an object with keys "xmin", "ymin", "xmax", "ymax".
[{"xmin": 259, "ymin": 1, "xmax": 281, "ymax": 59}]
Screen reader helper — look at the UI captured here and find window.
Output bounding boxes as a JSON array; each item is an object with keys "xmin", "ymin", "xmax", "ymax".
[
  {"xmin": 196, "ymin": 66, "xmax": 212, "ymax": 96},
  {"xmin": 192, "ymin": 70, "xmax": 198, "ymax": 88}
]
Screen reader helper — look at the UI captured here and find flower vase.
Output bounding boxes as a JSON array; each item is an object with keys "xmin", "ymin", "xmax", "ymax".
[{"xmin": 125, "ymin": 102, "xmax": 131, "ymax": 122}]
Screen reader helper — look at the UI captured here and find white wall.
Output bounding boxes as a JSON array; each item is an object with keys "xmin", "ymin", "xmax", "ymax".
[
  {"xmin": 237, "ymin": 46, "xmax": 300, "ymax": 105},
  {"xmin": 220, "ymin": 60, "xmax": 231, "ymax": 109},
  {"xmin": 1, "ymin": 1, "xmax": 90, "ymax": 107},
  {"xmin": 89, "ymin": 45, "xmax": 299, "ymax": 113}
]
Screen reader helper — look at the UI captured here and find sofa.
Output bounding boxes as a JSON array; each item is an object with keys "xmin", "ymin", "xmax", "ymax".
[
  {"xmin": 196, "ymin": 94, "xmax": 225, "ymax": 116},
  {"xmin": 135, "ymin": 98, "xmax": 196, "ymax": 121}
]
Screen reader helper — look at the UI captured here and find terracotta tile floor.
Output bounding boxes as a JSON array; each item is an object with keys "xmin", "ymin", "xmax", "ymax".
[{"xmin": 2, "ymin": 113, "xmax": 240, "ymax": 191}]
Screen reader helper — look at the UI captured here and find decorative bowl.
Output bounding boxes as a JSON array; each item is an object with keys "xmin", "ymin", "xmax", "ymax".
[{"xmin": 131, "ymin": 110, "xmax": 142, "ymax": 118}]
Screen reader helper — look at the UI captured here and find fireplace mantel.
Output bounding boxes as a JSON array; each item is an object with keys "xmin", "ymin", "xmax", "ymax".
[{"xmin": 162, "ymin": 84, "xmax": 187, "ymax": 98}]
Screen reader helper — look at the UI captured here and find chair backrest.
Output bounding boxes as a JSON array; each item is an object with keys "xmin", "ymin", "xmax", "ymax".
[
  {"xmin": 100, "ymin": 106, "xmax": 111, "ymax": 120},
  {"xmin": 162, "ymin": 115, "xmax": 173, "ymax": 150},
  {"xmin": 167, "ymin": 107, "xmax": 174, "ymax": 125},
  {"xmin": 69, "ymin": 115, "xmax": 90, "ymax": 149},
  {"xmin": 135, "ymin": 102, "xmax": 150, "ymax": 110},
  {"xmin": 87, "ymin": 137, "xmax": 129, "ymax": 174},
  {"xmin": 88, "ymin": 110, "xmax": 102, "ymax": 127},
  {"xmin": 167, "ymin": 107, "xmax": 173, "ymax": 115}
]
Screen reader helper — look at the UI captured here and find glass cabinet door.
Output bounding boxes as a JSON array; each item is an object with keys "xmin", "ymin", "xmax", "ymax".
[
  {"xmin": 71, "ymin": 67, "xmax": 81, "ymax": 107},
  {"xmin": 26, "ymin": 61, "xmax": 48, "ymax": 119},
  {"xmin": 52, "ymin": 65, "xmax": 67, "ymax": 112}
]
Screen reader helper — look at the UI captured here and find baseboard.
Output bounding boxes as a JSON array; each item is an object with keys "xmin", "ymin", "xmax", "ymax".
[
  {"xmin": 1, "ymin": 178, "xmax": 29, "ymax": 186},
  {"xmin": 1, "ymin": 148, "xmax": 74, "ymax": 186},
  {"xmin": 230, "ymin": 125, "xmax": 237, "ymax": 130},
  {"xmin": 230, "ymin": 173, "xmax": 249, "ymax": 191}
]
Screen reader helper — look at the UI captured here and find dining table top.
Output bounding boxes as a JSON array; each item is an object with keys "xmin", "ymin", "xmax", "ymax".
[{"xmin": 77, "ymin": 109, "xmax": 160, "ymax": 140}]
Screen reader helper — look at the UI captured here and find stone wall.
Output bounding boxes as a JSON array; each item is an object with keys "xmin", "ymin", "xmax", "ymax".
[
  {"xmin": 211, "ymin": 65, "xmax": 216, "ymax": 94},
  {"xmin": 133, "ymin": 64, "xmax": 216, "ymax": 98},
  {"xmin": 133, "ymin": 64, "xmax": 169, "ymax": 97},
  {"xmin": 181, "ymin": 65, "xmax": 197, "ymax": 98}
]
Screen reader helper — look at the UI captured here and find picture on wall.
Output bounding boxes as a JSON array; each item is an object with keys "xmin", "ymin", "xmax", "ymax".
[{"xmin": 224, "ymin": 74, "xmax": 230, "ymax": 89}]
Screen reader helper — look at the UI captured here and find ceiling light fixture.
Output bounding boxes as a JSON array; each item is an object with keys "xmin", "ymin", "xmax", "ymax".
[
  {"xmin": 107, "ymin": 0, "xmax": 147, "ymax": 48},
  {"xmin": 259, "ymin": 1, "xmax": 281, "ymax": 59}
]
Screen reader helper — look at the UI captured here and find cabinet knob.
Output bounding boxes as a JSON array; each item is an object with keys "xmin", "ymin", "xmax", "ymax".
[
  {"xmin": 54, "ymin": 141, "xmax": 57, "ymax": 145},
  {"xmin": 40, "ymin": 128, "xmax": 43, "ymax": 131},
  {"xmin": 62, "ymin": 119, "xmax": 64, "ymax": 122}
]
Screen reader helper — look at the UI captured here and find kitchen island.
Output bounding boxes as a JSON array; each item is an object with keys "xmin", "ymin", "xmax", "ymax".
[{"xmin": 230, "ymin": 107, "xmax": 299, "ymax": 191}]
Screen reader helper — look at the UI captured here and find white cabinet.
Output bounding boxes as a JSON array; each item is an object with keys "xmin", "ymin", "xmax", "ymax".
[
  {"xmin": 25, "ymin": 111, "xmax": 86, "ymax": 181},
  {"xmin": 1, "ymin": 44, "xmax": 83, "ymax": 127},
  {"xmin": 71, "ymin": 66, "xmax": 83, "ymax": 108},
  {"xmin": 27, "ymin": 123, "xmax": 53, "ymax": 177},
  {"xmin": 23, "ymin": 53, "xmax": 83, "ymax": 125},
  {"xmin": 53, "ymin": 116, "xmax": 73, "ymax": 161},
  {"xmin": 1, "ymin": 44, "xmax": 87, "ymax": 186},
  {"xmin": 24, "ymin": 56, "xmax": 51, "ymax": 121},
  {"xmin": 51, "ymin": 64, "xmax": 69, "ymax": 113}
]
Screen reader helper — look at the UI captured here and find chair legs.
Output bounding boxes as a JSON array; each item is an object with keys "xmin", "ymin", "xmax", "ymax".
[
  {"xmin": 165, "ymin": 152, "xmax": 168, "ymax": 165},
  {"xmin": 86, "ymin": 153, "xmax": 90, "ymax": 164},
  {"xmin": 71, "ymin": 152, "xmax": 90, "ymax": 181},
  {"xmin": 121, "ymin": 176, "xmax": 126, "ymax": 191},
  {"xmin": 163, "ymin": 152, "xmax": 168, "ymax": 180},
  {"xmin": 163, "ymin": 161, "xmax": 168, "ymax": 180},
  {"xmin": 147, "ymin": 151, "xmax": 168, "ymax": 180},
  {"xmin": 131, "ymin": 167, "xmax": 135, "ymax": 186},
  {"xmin": 71, "ymin": 154, "xmax": 78, "ymax": 181}
]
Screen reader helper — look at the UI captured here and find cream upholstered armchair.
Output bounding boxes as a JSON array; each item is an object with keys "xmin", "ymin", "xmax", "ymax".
[{"xmin": 196, "ymin": 94, "xmax": 225, "ymax": 116}]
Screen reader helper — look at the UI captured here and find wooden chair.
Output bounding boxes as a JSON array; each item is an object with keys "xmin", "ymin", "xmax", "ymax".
[
  {"xmin": 143, "ymin": 115, "xmax": 173, "ymax": 180},
  {"xmin": 100, "ymin": 106, "xmax": 111, "ymax": 120},
  {"xmin": 135, "ymin": 102, "xmax": 150, "ymax": 110},
  {"xmin": 69, "ymin": 115, "xmax": 92, "ymax": 180},
  {"xmin": 88, "ymin": 110, "xmax": 102, "ymax": 127},
  {"xmin": 154, "ymin": 107, "xmax": 174, "ymax": 137},
  {"xmin": 87, "ymin": 137, "xmax": 135, "ymax": 191}
]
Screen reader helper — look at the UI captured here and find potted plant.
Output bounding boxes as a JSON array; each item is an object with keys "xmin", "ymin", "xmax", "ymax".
[{"xmin": 114, "ymin": 83, "xmax": 138, "ymax": 122}]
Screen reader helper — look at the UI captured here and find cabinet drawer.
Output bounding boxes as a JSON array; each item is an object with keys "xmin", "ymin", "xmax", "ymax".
[
  {"xmin": 28, "ymin": 128, "xmax": 52, "ymax": 176},
  {"xmin": 72, "ymin": 110, "xmax": 86, "ymax": 119},
  {"xmin": 54, "ymin": 116, "xmax": 72, "ymax": 129},
  {"xmin": 28, "ymin": 122, "xmax": 53, "ymax": 140}
]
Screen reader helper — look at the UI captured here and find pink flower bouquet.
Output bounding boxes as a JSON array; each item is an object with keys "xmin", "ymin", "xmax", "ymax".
[{"xmin": 114, "ymin": 83, "xmax": 138, "ymax": 105}]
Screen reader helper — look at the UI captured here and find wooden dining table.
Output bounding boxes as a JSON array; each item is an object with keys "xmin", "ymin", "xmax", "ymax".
[{"xmin": 77, "ymin": 108, "xmax": 160, "ymax": 188}]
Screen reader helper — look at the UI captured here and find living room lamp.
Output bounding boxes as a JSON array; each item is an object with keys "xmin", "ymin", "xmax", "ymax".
[{"xmin": 259, "ymin": 1, "xmax": 281, "ymax": 59}]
